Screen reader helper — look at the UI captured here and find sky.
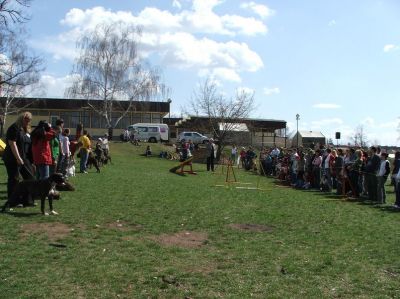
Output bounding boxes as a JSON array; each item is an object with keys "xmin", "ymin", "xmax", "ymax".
[{"xmin": 23, "ymin": 0, "xmax": 400, "ymax": 146}]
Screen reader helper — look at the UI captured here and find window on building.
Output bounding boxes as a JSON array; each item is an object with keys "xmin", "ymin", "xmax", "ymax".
[
  {"xmin": 91, "ymin": 113, "xmax": 103, "ymax": 129},
  {"xmin": 82, "ymin": 111, "xmax": 90, "ymax": 128},
  {"xmin": 132, "ymin": 113, "xmax": 141, "ymax": 124},
  {"xmin": 152, "ymin": 114, "xmax": 161, "ymax": 123},
  {"xmin": 59, "ymin": 112, "xmax": 70, "ymax": 128},
  {"xmin": 70, "ymin": 111, "xmax": 80, "ymax": 129},
  {"xmin": 142, "ymin": 113, "xmax": 151, "ymax": 123}
]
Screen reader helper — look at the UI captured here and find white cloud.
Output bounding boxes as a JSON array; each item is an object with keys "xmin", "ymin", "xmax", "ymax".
[
  {"xmin": 33, "ymin": 74, "xmax": 80, "ymax": 98},
  {"xmin": 32, "ymin": 4, "xmax": 268, "ymax": 82},
  {"xmin": 240, "ymin": 2, "xmax": 275, "ymax": 19},
  {"xmin": 312, "ymin": 103, "xmax": 341, "ymax": 109},
  {"xmin": 199, "ymin": 67, "xmax": 242, "ymax": 82},
  {"xmin": 328, "ymin": 20, "xmax": 336, "ymax": 26},
  {"xmin": 383, "ymin": 44, "xmax": 400, "ymax": 52},
  {"xmin": 263, "ymin": 87, "xmax": 280, "ymax": 96}
]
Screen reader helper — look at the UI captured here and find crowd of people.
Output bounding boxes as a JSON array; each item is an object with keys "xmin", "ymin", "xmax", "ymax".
[
  {"xmin": 244, "ymin": 144, "xmax": 400, "ymax": 208},
  {"xmin": 2, "ymin": 111, "xmax": 110, "ymax": 204}
]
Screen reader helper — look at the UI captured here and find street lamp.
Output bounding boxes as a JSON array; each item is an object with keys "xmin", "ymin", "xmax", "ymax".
[
  {"xmin": 296, "ymin": 113, "xmax": 300, "ymax": 148},
  {"xmin": 167, "ymin": 98, "xmax": 172, "ymax": 140},
  {"xmin": 167, "ymin": 98, "xmax": 172, "ymax": 122}
]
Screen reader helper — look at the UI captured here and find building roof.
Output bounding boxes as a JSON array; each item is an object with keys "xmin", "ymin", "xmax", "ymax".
[
  {"xmin": 298, "ymin": 130, "xmax": 325, "ymax": 138},
  {"xmin": 0, "ymin": 97, "xmax": 170, "ymax": 113}
]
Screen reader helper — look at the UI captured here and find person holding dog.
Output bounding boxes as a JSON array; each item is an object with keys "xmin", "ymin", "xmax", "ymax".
[{"xmin": 2, "ymin": 112, "xmax": 35, "ymax": 199}]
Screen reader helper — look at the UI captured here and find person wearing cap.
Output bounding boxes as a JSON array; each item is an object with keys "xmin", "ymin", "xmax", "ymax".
[{"xmin": 206, "ymin": 138, "xmax": 216, "ymax": 171}]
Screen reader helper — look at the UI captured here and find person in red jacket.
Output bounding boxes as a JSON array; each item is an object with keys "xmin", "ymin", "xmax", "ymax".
[{"xmin": 31, "ymin": 120, "xmax": 56, "ymax": 180}]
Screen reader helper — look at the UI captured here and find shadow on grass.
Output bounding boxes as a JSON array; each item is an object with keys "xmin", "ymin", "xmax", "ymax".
[{"xmin": 2, "ymin": 211, "xmax": 41, "ymax": 217}]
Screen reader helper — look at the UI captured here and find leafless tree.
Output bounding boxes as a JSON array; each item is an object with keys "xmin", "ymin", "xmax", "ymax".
[
  {"xmin": 351, "ymin": 125, "xmax": 369, "ymax": 148},
  {"xmin": 187, "ymin": 78, "xmax": 255, "ymax": 159},
  {"xmin": 65, "ymin": 22, "xmax": 166, "ymax": 137},
  {"xmin": 0, "ymin": 0, "xmax": 31, "ymax": 28},
  {"xmin": 0, "ymin": 0, "xmax": 44, "ymax": 136}
]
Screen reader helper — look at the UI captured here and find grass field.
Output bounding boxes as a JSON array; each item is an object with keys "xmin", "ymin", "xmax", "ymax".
[{"xmin": 0, "ymin": 142, "xmax": 399, "ymax": 298}]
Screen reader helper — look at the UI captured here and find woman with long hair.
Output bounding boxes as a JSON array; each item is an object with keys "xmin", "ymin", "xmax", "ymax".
[
  {"xmin": 2, "ymin": 112, "xmax": 34, "ymax": 199},
  {"xmin": 31, "ymin": 120, "xmax": 56, "ymax": 179}
]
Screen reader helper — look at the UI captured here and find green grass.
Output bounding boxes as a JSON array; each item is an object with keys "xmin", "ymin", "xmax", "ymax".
[{"xmin": 0, "ymin": 142, "xmax": 399, "ymax": 298}]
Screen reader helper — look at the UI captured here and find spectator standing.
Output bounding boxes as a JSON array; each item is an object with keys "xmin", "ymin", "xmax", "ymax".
[
  {"xmin": 335, "ymin": 149, "xmax": 344, "ymax": 195},
  {"xmin": 60, "ymin": 128, "xmax": 71, "ymax": 175},
  {"xmin": 348, "ymin": 150, "xmax": 363, "ymax": 198},
  {"xmin": 78, "ymin": 129, "xmax": 91, "ymax": 173},
  {"xmin": 206, "ymin": 139, "xmax": 216, "ymax": 171},
  {"xmin": 393, "ymin": 169, "xmax": 400, "ymax": 208},
  {"xmin": 101, "ymin": 133, "xmax": 110, "ymax": 156},
  {"xmin": 364, "ymin": 146, "xmax": 381, "ymax": 201},
  {"xmin": 322, "ymin": 148, "xmax": 333, "ymax": 192},
  {"xmin": 377, "ymin": 153, "xmax": 390, "ymax": 204},
  {"xmin": 312, "ymin": 149, "xmax": 322, "ymax": 189},
  {"xmin": 49, "ymin": 126, "xmax": 62, "ymax": 175},
  {"xmin": 31, "ymin": 120, "xmax": 56, "ymax": 180},
  {"xmin": 239, "ymin": 147, "xmax": 246, "ymax": 168},
  {"xmin": 2, "ymin": 112, "xmax": 35, "ymax": 199},
  {"xmin": 231, "ymin": 144, "xmax": 237, "ymax": 164},
  {"xmin": 55, "ymin": 119, "xmax": 64, "ymax": 172},
  {"xmin": 391, "ymin": 151, "xmax": 400, "ymax": 191}
]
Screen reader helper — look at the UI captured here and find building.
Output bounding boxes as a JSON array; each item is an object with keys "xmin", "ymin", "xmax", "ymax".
[
  {"xmin": 292, "ymin": 130, "xmax": 326, "ymax": 148},
  {"xmin": 0, "ymin": 97, "xmax": 170, "ymax": 138},
  {"xmin": 173, "ymin": 116, "xmax": 287, "ymax": 147}
]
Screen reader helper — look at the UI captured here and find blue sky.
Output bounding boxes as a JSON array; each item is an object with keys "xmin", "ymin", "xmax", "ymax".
[{"xmin": 26, "ymin": 0, "xmax": 400, "ymax": 145}]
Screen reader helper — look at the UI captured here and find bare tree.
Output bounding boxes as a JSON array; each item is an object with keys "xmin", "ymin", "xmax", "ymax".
[
  {"xmin": 0, "ymin": 0, "xmax": 44, "ymax": 136},
  {"xmin": 351, "ymin": 125, "xmax": 369, "ymax": 148},
  {"xmin": 0, "ymin": 0, "xmax": 31, "ymax": 28},
  {"xmin": 65, "ymin": 22, "xmax": 166, "ymax": 137},
  {"xmin": 188, "ymin": 78, "xmax": 255, "ymax": 159}
]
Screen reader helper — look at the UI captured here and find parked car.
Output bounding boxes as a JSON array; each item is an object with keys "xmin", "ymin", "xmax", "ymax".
[{"xmin": 178, "ymin": 132, "xmax": 209, "ymax": 144}]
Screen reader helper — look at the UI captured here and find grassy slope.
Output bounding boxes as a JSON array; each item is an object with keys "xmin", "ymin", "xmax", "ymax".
[{"xmin": 0, "ymin": 142, "xmax": 399, "ymax": 298}]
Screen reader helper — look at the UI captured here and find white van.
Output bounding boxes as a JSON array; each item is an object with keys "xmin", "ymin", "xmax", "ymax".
[{"xmin": 127, "ymin": 123, "xmax": 169, "ymax": 143}]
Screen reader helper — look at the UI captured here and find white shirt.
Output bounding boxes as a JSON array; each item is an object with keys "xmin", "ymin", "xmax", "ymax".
[
  {"xmin": 378, "ymin": 160, "xmax": 388, "ymax": 177},
  {"xmin": 324, "ymin": 154, "xmax": 331, "ymax": 169},
  {"xmin": 101, "ymin": 138, "xmax": 109, "ymax": 150},
  {"xmin": 271, "ymin": 148, "xmax": 280, "ymax": 157},
  {"xmin": 61, "ymin": 135, "xmax": 70, "ymax": 156},
  {"xmin": 231, "ymin": 147, "xmax": 237, "ymax": 155}
]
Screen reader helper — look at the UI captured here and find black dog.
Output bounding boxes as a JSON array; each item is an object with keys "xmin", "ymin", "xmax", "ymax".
[
  {"xmin": 87, "ymin": 152, "xmax": 100, "ymax": 173},
  {"xmin": 1, "ymin": 173, "xmax": 66, "ymax": 215}
]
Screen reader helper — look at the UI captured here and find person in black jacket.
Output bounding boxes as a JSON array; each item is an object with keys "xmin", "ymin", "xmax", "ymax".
[
  {"xmin": 2, "ymin": 112, "xmax": 35, "ymax": 200},
  {"xmin": 364, "ymin": 146, "xmax": 381, "ymax": 201}
]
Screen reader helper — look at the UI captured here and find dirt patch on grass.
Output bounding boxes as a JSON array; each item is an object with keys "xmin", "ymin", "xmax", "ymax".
[
  {"xmin": 20, "ymin": 222, "xmax": 72, "ymax": 242},
  {"xmin": 150, "ymin": 231, "xmax": 209, "ymax": 249},
  {"xmin": 105, "ymin": 220, "xmax": 142, "ymax": 231},
  {"xmin": 228, "ymin": 223, "xmax": 274, "ymax": 233}
]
